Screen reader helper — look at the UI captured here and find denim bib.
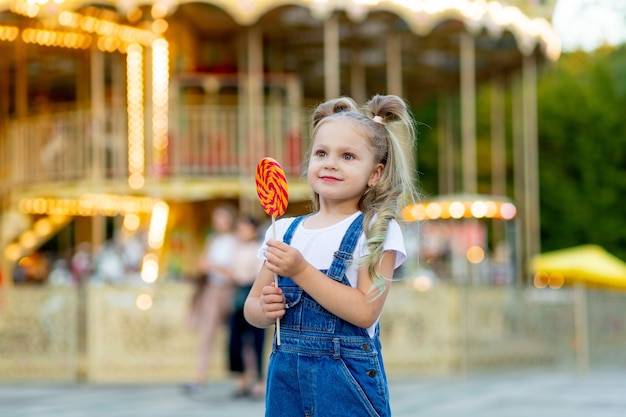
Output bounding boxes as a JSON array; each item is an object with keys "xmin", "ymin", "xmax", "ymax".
[
  {"xmin": 266, "ymin": 213, "xmax": 391, "ymax": 417},
  {"xmin": 278, "ymin": 213, "xmax": 365, "ymax": 335}
]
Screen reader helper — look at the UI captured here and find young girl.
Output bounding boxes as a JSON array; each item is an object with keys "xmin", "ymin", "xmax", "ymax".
[{"xmin": 244, "ymin": 95, "xmax": 419, "ymax": 416}]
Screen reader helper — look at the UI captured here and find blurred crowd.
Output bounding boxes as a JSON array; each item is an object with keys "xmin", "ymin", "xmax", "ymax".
[{"xmin": 12, "ymin": 230, "xmax": 148, "ymax": 287}]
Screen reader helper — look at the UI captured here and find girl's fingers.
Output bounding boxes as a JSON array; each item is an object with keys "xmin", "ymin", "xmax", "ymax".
[
  {"xmin": 261, "ymin": 284, "xmax": 282, "ymax": 295},
  {"xmin": 260, "ymin": 285, "xmax": 285, "ymax": 315},
  {"xmin": 262, "ymin": 296, "xmax": 284, "ymax": 307}
]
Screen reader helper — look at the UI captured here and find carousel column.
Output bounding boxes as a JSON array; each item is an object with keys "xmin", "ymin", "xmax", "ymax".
[
  {"xmin": 14, "ymin": 33, "xmax": 27, "ymax": 118},
  {"xmin": 387, "ymin": 31, "xmax": 415, "ymax": 169},
  {"xmin": 522, "ymin": 55, "xmax": 540, "ymax": 262},
  {"xmin": 386, "ymin": 32, "xmax": 402, "ymax": 97},
  {"xmin": 241, "ymin": 25, "xmax": 264, "ymax": 214},
  {"xmin": 490, "ymin": 76, "xmax": 507, "ymax": 245},
  {"xmin": 350, "ymin": 48, "xmax": 366, "ymax": 105},
  {"xmin": 90, "ymin": 45, "xmax": 106, "ymax": 253},
  {"xmin": 286, "ymin": 75, "xmax": 304, "ymax": 173},
  {"xmin": 324, "ymin": 12, "xmax": 340, "ymax": 100},
  {"xmin": 512, "ymin": 70, "xmax": 526, "ymax": 284},
  {"xmin": 438, "ymin": 95, "xmax": 456, "ymax": 195},
  {"xmin": 459, "ymin": 32, "xmax": 477, "ymax": 377},
  {"xmin": 460, "ymin": 32, "xmax": 477, "ymax": 195},
  {"xmin": 247, "ymin": 24, "xmax": 264, "ymax": 159},
  {"xmin": 14, "ymin": 34, "xmax": 27, "ymax": 186},
  {"xmin": 80, "ymin": 43, "xmax": 107, "ymax": 382},
  {"xmin": 111, "ymin": 52, "xmax": 126, "ymax": 176},
  {"xmin": 237, "ymin": 34, "xmax": 247, "ymax": 211}
]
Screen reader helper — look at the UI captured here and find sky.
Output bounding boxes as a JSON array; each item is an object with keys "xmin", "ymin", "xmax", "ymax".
[{"xmin": 552, "ymin": 0, "xmax": 626, "ymax": 51}]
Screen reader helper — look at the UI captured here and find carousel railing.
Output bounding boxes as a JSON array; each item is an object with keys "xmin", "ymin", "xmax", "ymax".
[
  {"xmin": 1, "ymin": 283, "xmax": 625, "ymax": 382},
  {"xmin": 5, "ymin": 104, "xmax": 307, "ymax": 189}
]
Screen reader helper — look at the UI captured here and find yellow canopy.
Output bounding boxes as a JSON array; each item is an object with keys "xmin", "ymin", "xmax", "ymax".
[{"xmin": 530, "ymin": 245, "xmax": 626, "ymax": 290}]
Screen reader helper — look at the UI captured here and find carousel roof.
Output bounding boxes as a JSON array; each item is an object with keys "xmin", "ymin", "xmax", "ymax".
[{"xmin": 0, "ymin": 0, "xmax": 561, "ymax": 104}]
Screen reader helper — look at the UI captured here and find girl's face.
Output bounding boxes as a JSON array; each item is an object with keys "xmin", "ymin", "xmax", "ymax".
[{"xmin": 307, "ymin": 118, "xmax": 383, "ymax": 210}]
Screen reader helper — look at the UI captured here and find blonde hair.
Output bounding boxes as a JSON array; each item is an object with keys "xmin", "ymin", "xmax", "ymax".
[{"xmin": 308, "ymin": 95, "xmax": 420, "ymax": 297}]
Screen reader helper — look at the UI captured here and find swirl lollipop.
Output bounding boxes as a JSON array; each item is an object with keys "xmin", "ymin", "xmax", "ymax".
[
  {"xmin": 256, "ymin": 157, "xmax": 289, "ymax": 218},
  {"xmin": 256, "ymin": 157, "xmax": 289, "ymax": 345}
]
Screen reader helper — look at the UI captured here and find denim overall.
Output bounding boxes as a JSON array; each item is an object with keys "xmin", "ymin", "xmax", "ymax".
[{"xmin": 265, "ymin": 214, "xmax": 391, "ymax": 417}]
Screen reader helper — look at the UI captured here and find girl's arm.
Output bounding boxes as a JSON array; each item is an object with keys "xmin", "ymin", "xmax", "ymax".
[
  {"xmin": 243, "ymin": 263, "xmax": 286, "ymax": 328},
  {"xmin": 263, "ymin": 239, "xmax": 395, "ymax": 329}
]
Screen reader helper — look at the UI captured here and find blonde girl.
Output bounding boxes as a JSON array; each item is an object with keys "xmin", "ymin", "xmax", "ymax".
[{"xmin": 245, "ymin": 95, "xmax": 419, "ymax": 416}]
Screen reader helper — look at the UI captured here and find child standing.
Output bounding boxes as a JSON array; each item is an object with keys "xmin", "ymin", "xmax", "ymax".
[{"xmin": 244, "ymin": 95, "xmax": 419, "ymax": 416}]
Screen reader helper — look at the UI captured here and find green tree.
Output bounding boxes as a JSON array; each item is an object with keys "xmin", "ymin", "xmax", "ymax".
[{"xmin": 537, "ymin": 46, "xmax": 626, "ymax": 260}]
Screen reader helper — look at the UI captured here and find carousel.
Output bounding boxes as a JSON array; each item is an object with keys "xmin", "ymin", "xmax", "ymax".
[{"xmin": 0, "ymin": 0, "xmax": 561, "ymax": 381}]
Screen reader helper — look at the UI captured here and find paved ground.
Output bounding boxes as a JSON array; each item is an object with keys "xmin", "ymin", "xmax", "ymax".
[{"xmin": 0, "ymin": 370, "xmax": 624, "ymax": 417}]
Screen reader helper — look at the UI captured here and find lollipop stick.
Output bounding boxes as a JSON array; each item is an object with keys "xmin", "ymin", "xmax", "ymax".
[{"xmin": 272, "ymin": 215, "xmax": 281, "ymax": 346}]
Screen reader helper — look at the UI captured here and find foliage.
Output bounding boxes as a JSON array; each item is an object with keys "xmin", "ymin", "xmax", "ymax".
[
  {"xmin": 414, "ymin": 46, "xmax": 626, "ymax": 261},
  {"xmin": 537, "ymin": 46, "xmax": 626, "ymax": 260},
  {"xmin": 412, "ymin": 99, "xmax": 439, "ymax": 199}
]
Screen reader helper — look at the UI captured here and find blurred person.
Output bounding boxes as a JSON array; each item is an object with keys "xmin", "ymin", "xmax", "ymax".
[
  {"xmin": 183, "ymin": 204, "xmax": 238, "ymax": 395},
  {"xmin": 71, "ymin": 242, "xmax": 93, "ymax": 287},
  {"xmin": 120, "ymin": 229, "xmax": 148, "ymax": 284},
  {"xmin": 228, "ymin": 215, "xmax": 266, "ymax": 399},
  {"xmin": 48, "ymin": 258, "xmax": 73, "ymax": 286},
  {"xmin": 93, "ymin": 239, "xmax": 125, "ymax": 284}
]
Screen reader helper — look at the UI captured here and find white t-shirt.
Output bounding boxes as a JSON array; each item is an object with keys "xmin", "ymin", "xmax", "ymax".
[
  {"xmin": 258, "ymin": 211, "xmax": 406, "ymax": 337},
  {"xmin": 203, "ymin": 233, "xmax": 237, "ymax": 286}
]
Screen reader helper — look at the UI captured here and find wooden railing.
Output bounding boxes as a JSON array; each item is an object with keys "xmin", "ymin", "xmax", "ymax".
[{"xmin": 4, "ymin": 104, "xmax": 308, "ymax": 189}]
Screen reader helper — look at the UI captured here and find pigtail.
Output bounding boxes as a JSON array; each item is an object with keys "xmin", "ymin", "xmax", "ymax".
[{"xmin": 360, "ymin": 95, "xmax": 420, "ymax": 298}]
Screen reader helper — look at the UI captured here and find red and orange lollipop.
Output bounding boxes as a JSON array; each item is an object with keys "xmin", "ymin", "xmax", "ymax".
[
  {"xmin": 256, "ymin": 157, "xmax": 288, "ymax": 218},
  {"xmin": 255, "ymin": 157, "xmax": 289, "ymax": 345}
]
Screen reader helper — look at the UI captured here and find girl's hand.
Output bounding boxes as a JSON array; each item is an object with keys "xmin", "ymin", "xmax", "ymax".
[
  {"xmin": 264, "ymin": 240, "xmax": 309, "ymax": 278},
  {"xmin": 259, "ymin": 282, "xmax": 286, "ymax": 321}
]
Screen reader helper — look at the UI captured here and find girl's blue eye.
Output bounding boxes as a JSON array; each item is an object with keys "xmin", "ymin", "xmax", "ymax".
[
  {"xmin": 343, "ymin": 153, "xmax": 355, "ymax": 160},
  {"xmin": 315, "ymin": 150, "xmax": 326, "ymax": 157}
]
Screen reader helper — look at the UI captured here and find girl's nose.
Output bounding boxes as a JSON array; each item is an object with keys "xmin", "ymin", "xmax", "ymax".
[{"xmin": 323, "ymin": 155, "xmax": 338, "ymax": 169}]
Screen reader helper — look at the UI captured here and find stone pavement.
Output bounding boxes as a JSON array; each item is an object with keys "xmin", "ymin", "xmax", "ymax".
[{"xmin": 0, "ymin": 370, "xmax": 624, "ymax": 417}]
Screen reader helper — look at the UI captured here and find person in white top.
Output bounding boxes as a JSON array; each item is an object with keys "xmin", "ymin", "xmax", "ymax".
[
  {"xmin": 183, "ymin": 204, "xmax": 237, "ymax": 395},
  {"xmin": 244, "ymin": 94, "xmax": 420, "ymax": 417}
]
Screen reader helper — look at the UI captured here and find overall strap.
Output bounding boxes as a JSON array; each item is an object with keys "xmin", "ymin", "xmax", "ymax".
[
  {"xmin": 282, "ymin": 216, "xmax": 306, "ymax": 245},
  {"xmin": 326, "ymin": 213, "xmax": 365, "ymax": 281}
]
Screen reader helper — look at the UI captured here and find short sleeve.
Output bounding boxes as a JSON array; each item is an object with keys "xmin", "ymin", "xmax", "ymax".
[{"xmin": 357, "ymin": 219, "xmax": 406, "ymax": 270}]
